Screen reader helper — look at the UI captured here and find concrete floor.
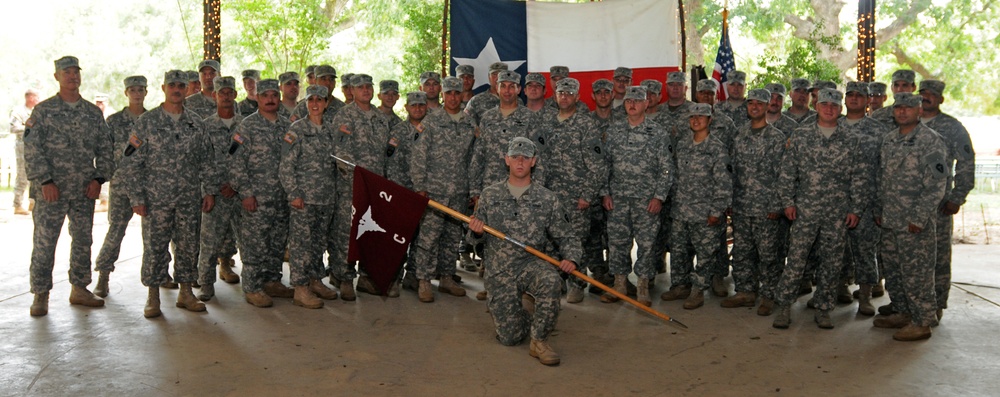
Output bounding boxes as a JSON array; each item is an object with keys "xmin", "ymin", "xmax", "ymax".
[{"xmin": 1, "ymin": 208, "xmax": 999, "ymax": 396}]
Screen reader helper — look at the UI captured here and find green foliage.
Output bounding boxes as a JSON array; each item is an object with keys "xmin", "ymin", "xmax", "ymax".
[
  {"xmin": 749, "ymin": 40, "xmax": 842, "ymax": 88},
  {"xmin": 225, "ymin": 0, "xmax": 337, "ymax": 78}
]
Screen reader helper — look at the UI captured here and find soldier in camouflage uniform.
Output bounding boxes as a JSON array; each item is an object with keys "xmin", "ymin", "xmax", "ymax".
[
  {"xmin": 544, "ymin": 66, "xmax": 589, "ymax": 114},
  {"xmin": 723, "ymin": 89, "xmax": 787, "ymax": 315},
  {"xmin": 25, "ymin": 56, "xmax": 113, "ymax": 316},
  {"xmin": 641, "ymin": 79, "xmax": 663, "ymax": 116},
  {"xmin": 868, "ymin": 82, "xmax": 888, "ymax": 115},
  {"xmin": 340, "ymin": 73, "xmax": 355, "ymax": 105},
  {"xmin": 601, "ymin": 86, "xmax": 674, "ymax": 305},
  {"xmin": 611, "ymin": 67, "xmax": 632, "ymax": 109},
  {"xmin": 293, "ymin": 65, "xmax": 345, "ymax": 122},
  {"xmin": 870, "ymin": 70, "xmax": 916, "ymax": 126},
  {"xmin": 377, "ymin": 80, "xmax": 402, "ymax": 129},
  {"xmin": 716, "ymin": 70, "xmax": 749, "ymax": 129},
  {"xmin": 763, "ymin": 83, "xmax": 800, "ymax": 136},
  {"xmin": 185, "ymin": 71, "xmax": 201, "ymax": 97},
  {"xmin": 229, "ymin": 79, "xmax": 295, "ymax": 308},
  {"xmin": 184, "ymin": 60, "xmax": 219, "ymax": 119},
  {"xmin": 456, "ymin": 65, "xmax": 476, "ymax": 107},
  {"xmin": 523, "ymin": 73, "xmax": 555, "ymax": 117},
  {"xmin": 278, "ymin": 71, "xmax": 300, "ymax": 119},
  {"xmin": 279, "ymin": 85, "xmax": 341, "ymax": 309},
  {"xmin": 783, "ymin": 78, "xmax": 815, "ymax": 124},
  {"xmin": 420, "ymin": 72, "xmax": 442, "ymax": 111},
  {"xmin": 120, "ymin": 70, "xmax": 219, "ymax": 318},
  {"xmin": 93, "ymin": 75, "xmax": 148, "ymax": 298},
  {"xmin": 237, "ymin": 69, "xmax": 260, "ymax": 117},
  {"xmin": 9, "ymin": 88, "xmax": 38, "ymax": 215},
  {"xmin": 385, "ymin": 92, "xmax": 429, "ymax": 299},
  {"xmin": 465, "ymin": 62, "xmax": 508, "ymax": 127},
  {"xmin": 771, "ymin": 89, "xmax": 866, "ymax": 330},
  {"xmin": 591, "ymin": 78, "xmax": 626, "ymax": 135},
  {"xmin": 468, "ymin": 137, "xmax": 581, "ymax": 366},
  {"xmin": 583, "ymin": 78, "xmax": 619, "ymax": 288},
  {"xmin": 872, "ymin": 92, "xmax": 948, "ymax": 341},
  {"xmin": 193, "ymin": 76, "xmax": 243, "ymax": 302},
  {"xmin": 304, "ymin": 65, "xmax": 317, "ymax": 86}
]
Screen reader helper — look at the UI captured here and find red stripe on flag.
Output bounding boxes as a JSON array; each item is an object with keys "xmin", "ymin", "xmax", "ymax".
[{"xmin": 541, "ymin": 67, "xmax": 680, "ymax": 110}]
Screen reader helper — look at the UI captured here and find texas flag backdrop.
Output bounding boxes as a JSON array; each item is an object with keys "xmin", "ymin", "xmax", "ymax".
[{"xmin": 450, "ymin": 0, "xmax": 682, "ymax": 109}]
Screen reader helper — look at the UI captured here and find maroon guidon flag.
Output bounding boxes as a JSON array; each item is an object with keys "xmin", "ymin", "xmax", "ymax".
[{"xmin": 348, "ymin": 166, "xmax": 429, "ymax": 295}]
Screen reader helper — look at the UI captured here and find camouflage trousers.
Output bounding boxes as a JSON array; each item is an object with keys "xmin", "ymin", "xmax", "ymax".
[
  {"xmin": 95, "ymin": 180, "xmax": 134, "ymax": 273},
  {"xmin": 486, "ymin": 264, "xmax": 562, "ymax": 344},
  {"xmin": 607, "ymin": 197, "xmax": 661, "ymax": 279},
  {"xmin": 582, "ymin": 204, "xmax": 608, "ymax": 277},
  {"xmin": 197, "ymin": 195, "xmax": 240, "ymax": 285},
  {"xmin": 881, "ymin": 225, "xmax": 938, "ymax": 327},
  {"xmin": 238, "ymin": 200, "xmax": 289, "ymax": 293},
  {"xmin": 652, "ymin": 204, "xmax": 671, "ymax": 273},
  {"xmin": 842, "ymin": 214, "xmax": 880, "ymax": 285},
  {"xmin": 935, "ymin": 211, "xmax": 953, "ymax": 310},
  {"xmin": 288, "ymin": 204, "xmax": 333, "ymax": 286},
  {"xmin": 412, "ymin": 194, "xmax": 466, "ymax": 280},
  {"xmin": 13, "ymin": 138, "xmax": 29, "ymax": 207},
  {"xmin": 669, "ymin": 219, "xmax": 725, "ymax": 290},
  {"xmin": 730, "ymin": 214, "xmax": 785, "ymax": 299},
  {"xmin": 555, "ymin": 197, "xmax": 595, "ymax": 289},
  {"xmin": 328, "ymin": 189, "xmax": 356, "ymax": 281},
  {"xmin": 140, "ymin": 201, "xmax": 201, "ymax": 287},
  {"xmin": 29, "ymin": 197, "xmax": 95, "ymax": 294},
  {"xmin": 774, "ymin": 217, "xmax": 846, "ymax": 310}
]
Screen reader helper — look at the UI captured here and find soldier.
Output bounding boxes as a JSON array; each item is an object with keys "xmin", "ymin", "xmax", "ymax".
[
  {"xmin": 870, "ymin": 70, "xmax": 917, "ymax": 126},
  {"xmin": 25, "ymin": 56, "xmax": 113, "ymax": 316},
  {"xmin": 611, "ymin": 67, "xmax": 632, "ymax": 108},
  {"xmin": 763, "ymin": 83, "xmax": 800, "ymax": 136},
  {"xmin": 340, "ymin": 73, "xmax": 355, "ymax": 104},
  {"xmin": 539, "ymin": 78, "xmax": 607, "ymax": 303},
  {"xmin": 377, "ymin": 79, "xmax": 402, "ymax": 129},
  {"xmin": 872, "ymin": 92, "xmax": 949, "ymax": 341},
  {"xmin": 120, "ymin": 69, "xmax": 218, "ymax": 318},
  {"xmin": 544, "ymin": 66, "xmax": 589, "ymax": 114},
  {"xmin": 193, "ymin": 76, "xmax": 243, "ymax": 302},
  {"xmin": 229, "ymin": 79, "xmax": 295, "ymax": 308},
  {"xmin": 771, "ymin": 89, "xmax": 865, "ymax": 330},
  {"xmin": 868, "ymin": 82, "xmax": 888, "ymax": 115},
  {"xmin": 185, "ymin": 71, "xmax": 201, "ymax": 97},
  {"xmin": 278, "ymin": 71, "xmax": 300, "ymax": 119},
  {"xmin": 641, "ymin": 79, "xmax": 663, "ymax": 116},
  {"xmin": 717, "ymin": 70, "xmax": 749, "ymax": 129},
  {"xmin": 601, "ymin": 86, "xmax": 674, "ymax": 305},
  {"xmin": 523, "ymin": 73, "xmax": 552, "ymax": 115},
  {"xmin": 93, "ymin": 76, "xmax": 148, "ymax": 298},
  {"xmin": 184, "ymin": 60, "xmax": 220, "ymax": 119},
  {"xmin": 10, "ymin": 88, "xmax": 39, "ymax": 215},
  {"xmin": 585, "ymin": 78, "xmax": 618, "ymax": 289},
  {"xmin": 304, "ymin": 65, "xmax": 317, "ymax": 86},
  {"xmin": 237, "ymin": 69, "xmax": 261, "ymax": 117},
  {"xmin": 279, "ymin": 84, "xmax": 341, "ymax": 309},
  {"xmin": 468, "ymin": 137, "xmax": 581, "ymax": 366},
  {"xmin": 293, "ymin": 65, "xmax": 345, "ymax": 122},
  {"xmin": 724, "ymin": 89, "xmax": 788, "ymax": 315},
  {"xmin": 589, "ymin": 78, "xmax": 622, "ymax": 135},
  {"xmin": 386, "ymin": 92, "xmax": 425, "ymax": 195},
  {"xmin": 693, "ymin": 79, "xmax": 738, "ymax": 151},
  {"xmin": 783, "ymin": 78, "xmax": 815, "ymax": 123},
  {"xmin": 420, "ymin": 71, "xmax": 442, "ymax": 110},
  {"xmin": 456, "ymin": 64, "xmax": 476, "ymax": 107},
  {"xmin": 465, "ymin": 62, "xmax": 508, "ymax": 127}
]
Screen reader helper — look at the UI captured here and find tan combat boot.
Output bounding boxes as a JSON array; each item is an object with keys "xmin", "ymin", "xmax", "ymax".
[
  {"xmin": 176, "ymin": 283, "xmax": 206, "ymax": 312},
  {"xmin": 893, "ymin": 324, "xmax": 932, "ymax": 341},
  {"xmin": 837, "ymin": 283, "xmax": 854, "ymax": 304},
  {"xmin": 815, "ymin": 310, "xmax": 834, "ymax": 329},
  {"xmin": 263, "ymin": 281, "xmax": 294, "ymax": 298},
  {"xmin": 387, "ymin": 280, "xmax": 401, "ymax": 298},
  {"xmin": 757, "ymin": 297, "xmax": 774, "ymax": 316},
  {"xmin": 293, "ymin": 285, "xmax": 324, "ymax": 309},
  {"xmin": 566, "ymin": 283, "xmax": 584, "ymax": 304},
  {"xmin": 244, "ymin": 291, "xmax": 273, "ymax": 307},
  {"xmin": 873, "ymin": 313, "xmax": 911, "ymax": 329},
  {"xmin": 339, "ymin": 280, "xmax": 357, "ymax": 301},
  {"xmin": 459, "ymin": 250, "xmax": 478, "ymax": 272},
  {"xmin": 476, "ymin": 290, "xmax": 488, "ymax": 300},
  {"xmin": 356, "ymin": 275, "xmax": 379, "ymax": 295},
  {"xmin": 683, "ymin": 288, "xmax": 705, "ymax": 310},
  {"xmin": 144, "ymin": 287, "xmax": 161, "ymax": 318},
  {"xmin": 529, "ymin": 339, "xmax": 560, "ymax": 366},
  {"xmin": 418, "ymin": 280, "xmax": 435, "ymax": 303},
  {"xmin": 439, "ymin": 276, "xmax": 467, "ymax": 297},
  {"xmin": 93, "ymin": 271, "xmax": 110, "ymax": 298},
  {"xmin": 660, "ymin": 284, "xmax": 692, "ymax": 301},
  {"xmin": 197, "ymin": 282, "xmax": 215, "ymax": 302},
  {"xmin": 636, "ymin": 278, "xmax": 652, "ymax": 306},
  {"xmin": 13, "ymin": 206, "xmax": 30, "ymax": 215},
  {"xmin": 600, "ymin": 275, "xmax": 627, "ymax": 303},
  {"xmin": 309, "ymin": 279, "xmax": 339, "ymax": 300},
  {"xmin": 857, "ymin": 284, "xmax": 875, "ymax": 316},
  {"xmin": 218, "ymin": 257, "xmax": 240, "ymax": 284},
  {"xmin": 710, "ymin": 275, "xmax": 728, "ymax": 297},
  {"xmin": 69, "ymin": 285, "xmax": 105, "ymax": 307},
  {"xmin": 162, "ymin": 275, "xmax": 179, "ymax": 289},
  {"xmin": 30, "ymin": 292, "xmax": 49, "ymax": 316},
  {"xmin": 721, "ymin": 291, "xmax": 757, "ymax": 308}
]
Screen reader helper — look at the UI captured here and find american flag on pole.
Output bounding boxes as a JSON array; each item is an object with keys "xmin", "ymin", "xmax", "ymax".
[{"xmin": 711, "ymin": 13, "xmax": 735, "ymax": 102}]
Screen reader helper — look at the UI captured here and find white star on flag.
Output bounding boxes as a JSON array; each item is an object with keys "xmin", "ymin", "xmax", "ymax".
[{"xmin": 452, "ymin": 37, "xmax": 526, "ymax": 91}]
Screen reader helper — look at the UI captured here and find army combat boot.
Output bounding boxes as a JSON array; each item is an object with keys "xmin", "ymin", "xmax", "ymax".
[
  {"xmin": 772, "ymin": 305, "xmax": 791, "ymax": 329},
  {"xmin": 660, "ymin": 284, "xmax": 692, "ymax": 301},
  {"xmin": 418, "ymin": 280, "xmax": 435, "ymax": 303},
  {"xmin": 721, "ymin": 291, "xmax": 757, "ymax": 308},
  {"xmin": 176, "ymin": 283, "xmax": 207, "ymax": 312},
  {"xmin": 30, "ymin": 292, "xmax": 49, "ymax": 317},
  {"xmin": 529, "ymin": 339, "xmax": 560, "ymax": 366},
  {"xmin": 144, "ymin": 287, "xmax": 161, "ymax": 318},
  {"xmin": 857, "ymin": 284, "xmax": 875, "ymax": 316},
  {"xmin": 600, "ymin": 275, "xmax": 627, "ymax": 303},
  {"xmin": 69, "ymin": 285, "xmax": 105, "ymax": 307},
  {"xmin": 893, "ymin": 324, "xmax": 932, "ymax": 341},
  {"xmin": 93, "ymin": 271, "xmax": 110, "ymax": 298},
  {"xmin": 218, "ymin": 257, "xmax": 240, "ymax": 284},
  {"xmin": 439, "ymin": 276, "xmax": 467, "ymax": 297},
  {"xmin": 293, "ymin": 286, "xmax": 324, "ymax": 309},
  {"xmin": 636, "ymin": 278, "xmax": 652, "ymax": 306},
  {"xmin": 309, "ymin": 279, "xmax": 339, "ymax": 300}
]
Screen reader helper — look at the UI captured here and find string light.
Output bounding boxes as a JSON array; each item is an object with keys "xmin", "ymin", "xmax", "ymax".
[
  {"xmin": 856, "ymin": 0, "xmax": 875, "ymax": 82},
  {"xmin": 203, "ymin": 0, "xmax": 221, "ymax": 62}
]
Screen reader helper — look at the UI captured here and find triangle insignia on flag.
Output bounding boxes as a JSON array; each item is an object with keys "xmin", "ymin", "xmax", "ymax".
[{"xmin": 356, "ymin": 206, "xmax": 386, "ymax": 239}]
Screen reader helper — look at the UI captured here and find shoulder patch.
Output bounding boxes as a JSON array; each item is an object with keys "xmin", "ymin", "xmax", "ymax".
[
  {"xmin": 340, "ymin": 125, "xmax": 352, "ymax": 135},
  {"xmin": 25, "ymin": 116, "xmax": 35, "ymax": 128},
  {"xmin": 232, "ymin": 133, "xmax": 246, "ymax": 144},
  {"xmin": 785, "ymin": 137, "xmax": 792, "ymax": 149},
  {"xmin": 283, "ymin": 132, "xmax": 297, "ymax": 144},
  {"xmin": 416, "ymin": 123, "xmax": 425, "ymax": 133},
  {"xmin": 923, "ymin": 153, "xmax": 948, "ymax": 179},
  {"xmin": 388, "ymin": 137, "xmax": 399, "ymax": 147},
  {"xmin": 129, "ymin": 134, "xmax": 143, "ymax": 149}
]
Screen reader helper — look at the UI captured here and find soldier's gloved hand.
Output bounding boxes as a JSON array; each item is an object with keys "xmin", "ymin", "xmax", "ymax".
[
  {"xmin": 468, "ymin": 216, "xmax": 485, "ymax": 236},
  {"xmin": 558, "ymin": 260, "xmax": 577, "ymax": 274},
  {"xmin": 784, "ymin": 206, "xmax": 797, "ymax": 221},
  {"xmin": 132, "ymin": 205, "xmax": 147, "ymax": 217},
  {"xmin": 845, "ymin": 213, "xmax": 859, "ymax": 229},
  {"xmin": 243, "ymin": 196, "xmax": 258, "ymax": 212},
  {"xmin": 41, "ymin": 183, "xmax": 60, "ymax": 202},
  {"xmin": 85, "ymin": 179, "xmax": 101, "ymax": 200},
  {"xmin": 202, "ymin": 195, "xmax": 215, "ymax": 213},
  {"xmin": 602, "ymin": 196, "xmax": 614, "ymax": 211},
  {"xmin": 908, "ymin": 223, "xmax": 923, "ymax": 234},
  {"xmin": 646, "ymin": 198, "xmax": 662, "ymax": 214},
  {"xmin": 941, "ymin": 201, "xmax": 960, "ymax": 216},
  {"xmin": 290, "ymin": 197, "xmax": 305, "ymax": 210},
  {"xmin": 576, "ymin": 198, "xmax": 590, "ymax": 211},
  {"xmin": 220, "ymin": 184, "xmax": 237, "ymax": 198}
]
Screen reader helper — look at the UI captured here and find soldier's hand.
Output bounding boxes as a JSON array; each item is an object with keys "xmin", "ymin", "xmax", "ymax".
[
  {"xmin": 202, "ymin": 195, "xmax": 215, "ymax": 213},
  {"xmin": 845, "ymin": 213, "xmax": 859, "ymax": 229},
  {"xmin": 132, "ymin": 205, "xmax": 147, "ymax": 217},
  {"xmin": 602, "ymin": 196, "xmax": 614, "ymax": 211},
  {"xmin": 468, "ymin": 216, "xmax": 485, "ymax": 236},
  {"xmin": 85, "ymin": 179, "xmax": 101, "ymax": 200},
  {"xmin": 558, "ymin": 259, "xmax": 577, "ymax": 274},
  {"xmin": 767, "ymin": 212, "xmax": 781, "ymax": 220},
  {"xmin": 243, "ymin": 196, "xmax": 258, "ymax": 212},
  {"xmin": 577, "ymin": 198, "xmax": 589, "ymax": 211},
  {"xmin": 707, "ymin": 216, "xmax": 721, "ymax": 226},
  {"xmin": 647, "ymin": 198, "xmax": 662, "ymax": 214},
  {"xmin": 291, "ymin": 197, "xmax": 305, "ymax": 209},
  {"xmin": 941, "ymin": 201, "xmax": 960, "ymax": 216},
  {"xmin": 908, "ymin": 223, "xmax": 923, "ymax": 233},
  {"xmin": 41, "ymin": 183, "xmax": 60, "ymax": 202},
  {"xmin": 784, "ymin": 206, "xmax": 797, "ymax": 221},
  {"xmin": 220, "ymin": 184, "xmax": 237, "ymax": 198}
]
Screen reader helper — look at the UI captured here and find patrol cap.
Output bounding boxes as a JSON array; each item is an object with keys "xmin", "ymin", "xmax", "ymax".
[
  {"xmin": 816, "ymin": 88, "xmax": 843, "ymax": 106},
  {"xmin": 507, "ymin": 136, "xmax": 537, "ymax": 158},
  {"xmin": 379, "ymin": 79, "xmax": 399, "ymax": 94},
  {"xmin": 811, "ymin": 80, "xmax": 836, "ymax": 91},
  {"xmin": 892, "ymin": 92, "xmax": 922, "ymax": 107},
  {"xmin": 213, "ymin": 76, "xmax": 236, "ymax": 91},
  {"xmin": 689, "ymin": 103, "xmax": 713, "ymax": 117},
  {"xmin": 315, "ymin": 65, "xmax": 337, "ymax": 78},
  {"xmin": 845, "ymin": 81, "xmax": 869, "ymax": 96},
  {"xmin": 869, "ymin": 82, "xmax": 888, "ymax": 96},
  {"xmin": 279, "ymin": 71, "xmax": 300, "ymax": 85},
  {"xmin": 592, "ymin": 78, "xmax": 614, "ymax": 92},
  {"xmin": 891, "ymin": 69, "xmax": 916, "ymax": 84},
  {"xmin": 549, "ymin": 66, "xmax": 569, "ymax": 79},
  {"xmin": 919, "ymin": 80, "xmax": 945, "ymax": 96},
  {"xmin": 186, "ymin": 71, "xmax": 200, "ymax": 82},
  {"xmin": 419, "ymin": 71, "xmax": 441, "ymax": 85},
  {"xmin": 442, "ymin": 76, "xmax": 463, "ymax": 92},
  {"xmin": 556, "ymin": 78, "xmax": 580, "ymax": 94},
  {"xmin": 341, "ymin": 73, "xmax": 355, "ymax": 87},
  {"xmin": 747, "ymin": 88, "xmax": 771, "ymax": 103},
  {"xmin": 790, "ymin": 78, "xmax": 811, "ymax": 91},
  {"xmin": 666, "ymin": 71, "xmax": 687, "ymax": 84},
  {"xmin": 198, "ymin": 59, "xmax": 220, "ymax": 72},
  {"xmin": 406, "ymin": 91, "xmax": 427, "ymax": 105},
  {"xmin": 256, "ymin": 79, "xmax": 280, "ymax": 94},
  {"xmin": 497, "ymin": 70, "xmax": 520, "ymax": 84},
  {"xmin": 525, "ymin": 73, "xmax": 546, "ymax": 87},
  {"xmin": 640, "ymin": 79, "xmax": 662, "ymax": 95},
  {"xmin": 614, "ymin": 67, "xmax": 633, "ymax": 79},
  {"xmin": 456, "ymin": 64, "xmax": 475, "ymax": 77},
  {"xmin": 696, "ymin": 79, "xmax": 719, "ymax": 93},
  {"xmin": 305, "ymin": 65, "xmax": 317, "ymax": 76},
  {"xmin": 727, "ymin": 70, "xmax": 747, "ymax": 85},
  {"xmin": 350, "ymin": 73, "xmax": 373, "ymax": 87},
  {"xmin": 764, "ymin": 83, "xmax": 786, "ymax": 97},
  {"xmin": 124, "ymin": 75, "xmax": 147, "ymax": 88},
  {"xmin": 241, "ymin": 69, "xmax": 261, "ymax": 81},
  {"xmin": 624, "ymin": 86, "xmax": 647, "ymax": 100},
  {"xmin": 489, "ymin": 62, "xmax": 509, "ymax": 74},
  {"xmin": 306, "ymin": 85, "xmax": 329, "ymax": 99},
  {"xmin": 54, "ymin": 56, "xmax": 80, "ymax": 72},
  {"xmin": 164, "ymin": 70, "xmax": 187, "ymax": 85}
]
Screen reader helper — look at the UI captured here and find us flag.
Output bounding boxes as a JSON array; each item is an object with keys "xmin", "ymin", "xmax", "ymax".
[{"xmin": 711, "ymin": 21, "xmax": 736, "ymax": 102}]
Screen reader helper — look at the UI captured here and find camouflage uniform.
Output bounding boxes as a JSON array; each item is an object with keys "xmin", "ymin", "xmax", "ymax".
[
  {"xmin": 229, "ymin": 113, "xmax": 292, "ymax": 293},
  {"xmin": 545, "ymin": 97, "xmax": 590, "ymax": 114},
  {"xmin": 770, "ymin": 114, "xmax": 800, "ymax": 137},
  {"xmin": 292, "ymin": 96, "xmax": 345, "ymax": 123},
  {"xmin": 717, "ymin": 99, "xmax": 749, "ymax": 130},
  {"xmin": 783, "ymin": 109, "xmax": 816, "ymax": 124},
  {"xmin": 195, "ymin": 113, "xmax": 242, "ymax": 285},
  {"xmin": 95, "ymin": 107, "xmax": 144, "ymax": 273},
  {"xmin": 9, "ymin": 104, "xmax": 32, "ymax": 208},
  {"xmin": 280, "ymin": 118, "xmax": 337, "ymax": 286},
  {"xmin": 877, "ymin": 123, "xmax": 948, "ymax": 327},
  {"xmin": 120, "ymin": 106, "xmax": 218, "ymax": 287},
  {"xmin": 840, "ymin": 116, "xmax": 890, "ymax": 287},
  {"xmin": 237, "ymin": 98, "xmax": 258, "ymax": 118},
  {"xmin": 470, "ymin": 106, "xmax": 545, "ymax": 197},
  {"xmin": 652, "ymin": 100, "xmax": 697, "ymax": 271},
  {"xmin": 469, "ymin": 181, "xmax": 581, "ymax": 345},
  {"xmin": 464, "ymin": 91, "xmax": 500, "ymax": 128},
  {"xmin": 184, "ymin": 93, "xmax": 216, "ymax": 119},
  {"xmin": 870, "ymin": 106, "xmax": 895, "ymax": 127},
  {"xmin": 603, "ymin": 117, "xmax": 674, "ymax": 280},
  {"xmin": 386, "ymin": 119, "xmax": 423, "ymax": 190},
  {"xmin": 24, "ymin": 95, "xmax": 113, "ymax": 293},
  {"xmin": 730, "ymin": 123, "xmax": 786, "ymax": 299}
]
